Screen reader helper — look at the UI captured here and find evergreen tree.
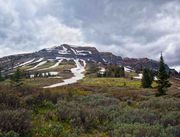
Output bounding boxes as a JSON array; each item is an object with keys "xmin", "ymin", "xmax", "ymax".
[
  {"xmin": 141, "ymin": 68, "xmax": 153, "ymax": 88},
  {"xmin": 156, "ymin": 53, "xmax": 171, "ymax": 96},
  {"xmin": 120, "ymin": 66, "xmax": 125, "ymax": 77},
  {"xmin": 10, "ymin": 68, "xmax": 23, "ymax": 87},
  {"xmin": 114, "ymin": 66, "xmax": 120, "ymax": 77}
]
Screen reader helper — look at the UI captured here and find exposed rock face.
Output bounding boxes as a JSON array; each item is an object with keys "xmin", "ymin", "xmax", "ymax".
[
  {"xmin": 122, "ymin": 58, "xmax": 160, "ymax": 71},
  {"xmin": 0, "ymin": 44, "xmax": 169, "ymax": 72},
  {"xmin": 37, "ymin": 44, "xmax": 103, "ymax": 62},
  {"xmin": 100, "ymin": 52, "xmax": 123, "ymax": 64}
]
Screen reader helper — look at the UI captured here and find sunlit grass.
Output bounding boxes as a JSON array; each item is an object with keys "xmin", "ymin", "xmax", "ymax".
[
  {"xmin": 25, "ymin": 78, "xmax": 63, "ymax": 87},
  {"xmin": 37, "ymin": 61, "xmax": 56, "ymax": 70},
  {"xmin": 80, "ymin": 77, "xmax": 141, "ymax": 88}
]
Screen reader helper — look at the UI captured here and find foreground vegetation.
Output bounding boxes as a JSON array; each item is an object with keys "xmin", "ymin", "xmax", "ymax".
[{"xmin": 0, "ymin": 77, "xmax": 179, "ymax": 137}]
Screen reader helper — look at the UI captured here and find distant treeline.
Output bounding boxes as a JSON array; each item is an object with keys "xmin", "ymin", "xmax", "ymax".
[{"xmin": 97, "ymin": 65, "xmax": 125, "ymax": 78}]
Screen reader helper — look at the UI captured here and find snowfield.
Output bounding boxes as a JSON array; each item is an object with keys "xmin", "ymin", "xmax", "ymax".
[
  {"xmin": 133, "ymin": 74, "xmax": 158, "ymax": 81},
  {"xmin": 58, "ymin": 46, "xmax": 71, "ymax": 55},
  {"xmin": 28, "ymin": 61, "xmax": 47, "ymax": 70},
  {"xmin": 133, "ymin": 74, "xmax": 143, "ymax": 79},
  {"xmin": 33, "ymin": 58, "xmax": 44, "ymax": 63},
  {"xmin": 14, "ymin": 58, "xmax": 35, "ymax": 68},
  {"xmin": 48, "ymin": 60, "xmax": 63, "ymax": 69},
  {"xmin": 70, "ymin": 48, "xmax": 92, "ymax": 56},
  {"xmin": 39, "ymin": 59, "xmax": 63, "ymax": 70},
  {"xmin": 43, "ymin": 59, "xmax": 86, "ymax": 88},
  {"xmin": 124, "ymin": 67, "xmax": 134, "ymax": 72}
]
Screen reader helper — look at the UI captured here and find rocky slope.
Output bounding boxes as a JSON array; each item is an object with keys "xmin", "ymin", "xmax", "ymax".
[{"xmin": 0, "ymin": 44, "xmax": 169, "ymax": 72}]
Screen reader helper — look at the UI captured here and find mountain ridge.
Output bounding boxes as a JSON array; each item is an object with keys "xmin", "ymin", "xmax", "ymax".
[{"xmin": 0, "ymin": 44, "xmax": 170, "ymax": 72}]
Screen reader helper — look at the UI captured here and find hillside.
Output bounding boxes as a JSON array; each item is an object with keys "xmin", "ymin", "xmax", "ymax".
[{"xmin": 0, "ymin": 44, "xmax": 168, "ymax": 72}]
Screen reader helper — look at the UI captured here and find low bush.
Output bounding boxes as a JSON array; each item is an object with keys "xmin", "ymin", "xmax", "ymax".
[
  {"xmin": 0, "ymin": 92, "xmax": 21, "ymax": 109},
  {"xmin": 161, "ymin": 111, "xmax": 180, "ymax": 127},
  {"xmin": 34, "ymin": 123, "xmax": 78, "ymax": 137},
  {"xmin": 109, "ymin": 108, "xmax": 159, "ymax": 125},
  {"xmin": 109, "ymin": 123, "xmax": 174, "ymax": 137},
  {"xmin": 0, "ymin": 109, "xmax": 33, "ymax": 137},
  {"xmin": 57, "ymin": 94, "xmax": 120, "ymax": 131},
  {"xmin": 0, "ymin": 131, "xmax": 20, "ymax": 137},
  {"xmin": 140, "ymin": 97, "xmax": 180, "ymax": 112}
]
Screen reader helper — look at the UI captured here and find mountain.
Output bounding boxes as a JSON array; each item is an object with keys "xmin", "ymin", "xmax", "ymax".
[{"xmin": 0, "ymin": 44, "xmax": 169, "ymax": 72}]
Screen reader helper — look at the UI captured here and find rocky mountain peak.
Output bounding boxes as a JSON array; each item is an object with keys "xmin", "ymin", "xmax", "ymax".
[{"xmin": 0, "ymin": 44, "xmax": 170, "ymax": 72}]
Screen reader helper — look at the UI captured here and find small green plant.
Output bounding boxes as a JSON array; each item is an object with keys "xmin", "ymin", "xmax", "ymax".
[
  {"xmin": 0, "ymin": 131, "xmax": 20, "ymax": 137},
  {"xmin": 0, "ymin": 109, "xmax": 32, "ymax": 137}
]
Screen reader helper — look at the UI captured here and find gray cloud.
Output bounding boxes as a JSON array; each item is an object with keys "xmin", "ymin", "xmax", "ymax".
[{"xmin": 0, "ymin": 0, "xmax": 180, "ymax": 70}]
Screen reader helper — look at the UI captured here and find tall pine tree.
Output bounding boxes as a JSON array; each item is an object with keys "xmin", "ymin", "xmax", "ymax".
[{"xmin": 156, "ymin": 53, "xmax": 171, "ymax": 96}]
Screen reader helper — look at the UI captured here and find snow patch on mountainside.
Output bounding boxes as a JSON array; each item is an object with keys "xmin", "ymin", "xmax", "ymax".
[
  {"xmin": 14, "ymin": 58, "xmax": 35, "ymax": 68},
  {"xmin": 58, "ymin": 46, "xmax": 71, "ymax": 55},
  {"xmin": 133, "ymin": 74, "xmax": 158, "ymax": 81},
  {"xmin": 39, "ymin": 59, "xmax": 63, "ymax": 70},
  {"xmin": 49, "ymin": 60, "xmax": 63, "ymax": 69},
  {"xmin": 124, "ymin": 67, "xmax": 134, "ymax": 72},
  {"xmin": 33, "ymin": 58, "xmax": 44, "ymax": 63},
  {"xmin": 133, "ymin": 74, "xmax": 143, "ymax": 79},
  {"xmin": 28, "ymin": 61, "xmax": 47, "ymax": 70},
  {"xmin": 43, "ymin": 59, "xmax": 86, "ymax": 88},
  {"xmin": 76, "ymin": 50, "xmax": 92, "ymax": 56},
  {"xmin": 70, "ymin": 48, "xmax": 92, "ymax": 56}
]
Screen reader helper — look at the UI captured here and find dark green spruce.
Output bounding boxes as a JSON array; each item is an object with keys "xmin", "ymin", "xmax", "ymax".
[
  {"xmin": 141, "ymin": 68, "xmax": 153, "ymax": 88},
  {"xmin": 156, "ymin": 53, "xmax": 171, "ymax": 96}
]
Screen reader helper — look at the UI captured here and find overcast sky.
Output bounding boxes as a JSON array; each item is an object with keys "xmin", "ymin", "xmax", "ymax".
[{"xmin": 0, "ymin": 0, "xmax": 180, "ymax": 70}]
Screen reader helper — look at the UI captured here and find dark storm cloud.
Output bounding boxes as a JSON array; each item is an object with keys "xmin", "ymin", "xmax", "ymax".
[
  {"xmin": 0, "ymin": 0, "xmax": 180, "ymax": 70},
  {"xmin": 56, "ymin": 0, "xmax": 180, "ymax": 67}
]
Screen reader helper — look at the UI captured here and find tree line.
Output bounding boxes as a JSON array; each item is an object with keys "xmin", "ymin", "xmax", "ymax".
[{"xmin": 97, "ymin": 65, "xmax": 125, "ymax": 78}]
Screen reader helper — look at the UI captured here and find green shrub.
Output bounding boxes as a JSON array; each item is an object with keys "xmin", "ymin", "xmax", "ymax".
[
  {"xmin": 161, "ymin": 111, "xmax": 180, "ymax": 127},
  {"xmin": 0, "ymin": 109, "xmax": 32, "ymax": 137},
  {"xmin": 72, "ymin": 94, "xmax": 119, "ymax": 107},
  {"xmin": 0, "ymin": 131, "xmax": 20, "ymax": 137},
  {"xmin": 109, "ymin": 123, "xmax": 174, "ymax": 137},
  {"xmin": 140, "ymin": 97, "xmax": 180, "ymax": 112},
  {"xmin": 36, "ymin": 124, "xmax": 64, "ymax": 137},
  {"xmin": 109, "ymin": 108, "xmax": 159, "ymax": 125},
  {"xmin": 172, "ymin": 125, "xmax": 180, "ymax": 137},
  {"xmin": 34, "ymin": 123, "xmax": 76, "ymax": 137},
  {"xmin": 0, "ymin": 92, "xmax": 21, "ymax": 109},
  {"xmin": 57, "ymin": 94, "xmax": 120, "ymax": 131},
  {"xmin": 25, "ymin": 90, "xmax": 66, "ymax": 109}
]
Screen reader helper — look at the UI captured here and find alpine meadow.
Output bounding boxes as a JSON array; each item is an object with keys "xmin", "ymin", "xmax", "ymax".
[{"xmin": 0, "ymin": 0, "xmax": 180, "ymax": 137}]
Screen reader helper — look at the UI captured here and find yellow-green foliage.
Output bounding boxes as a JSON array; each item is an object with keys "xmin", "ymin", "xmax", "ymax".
[
  {"xmin": 80, "ymin": 77, "xmax": 141, "ymax": 88},
  {"xmin": 25, "ymin": 78, "xmax": 63, "ymax": 87},
  {"xmin": 0, "ymin": 83, "xmax": 179, "ymax": 137},
  {"xmin": 36, "ymin": 61, "xmax": 56, "ymax": 70},
  {"xmin": 48, "ymin": 86, "xmax": 91, "ymax": 96},
  {"xmin": 20, "ymin": 65, "xmax": 34, "ymax": 70}
]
